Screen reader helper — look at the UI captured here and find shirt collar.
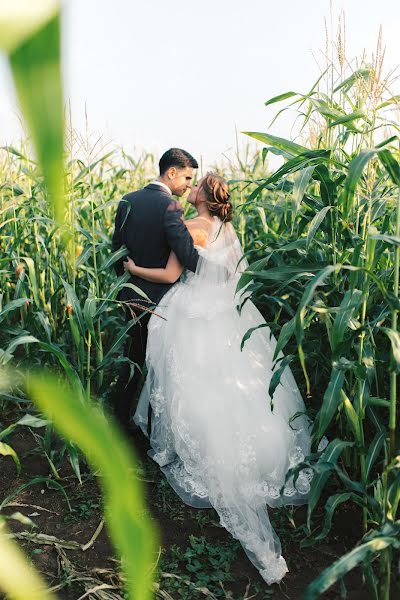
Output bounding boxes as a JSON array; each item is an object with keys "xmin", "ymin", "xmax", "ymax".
[{"xmin": 149, "ymin": 180, "xmax": 172, "ymax": 195}]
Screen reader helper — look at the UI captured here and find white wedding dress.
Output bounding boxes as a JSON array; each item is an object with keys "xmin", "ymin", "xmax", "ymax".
[{"xmin": 134, "ymin": 216, "xmax": 315, "ymax": 584}]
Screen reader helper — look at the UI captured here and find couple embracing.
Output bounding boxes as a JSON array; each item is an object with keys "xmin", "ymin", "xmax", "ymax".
[{"xmin": 111, "ymin": 148, "xmax": 314, "ymax": 585}]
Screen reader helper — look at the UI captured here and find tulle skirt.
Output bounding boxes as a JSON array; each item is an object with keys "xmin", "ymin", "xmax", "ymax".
[{"xmin": 134, "ymin": 267, "xmax": 314, "ymax": 585}]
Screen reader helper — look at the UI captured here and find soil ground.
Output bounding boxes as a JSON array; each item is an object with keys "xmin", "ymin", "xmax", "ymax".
[{"xmin": 0, "ymin": 416, "xmax": 394, "ymax": 600}]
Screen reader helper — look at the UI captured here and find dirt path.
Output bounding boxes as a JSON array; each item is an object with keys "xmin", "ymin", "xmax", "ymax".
[{"xmin": 0, "ymin": 422, "xmax": 369, "ymax": 600}]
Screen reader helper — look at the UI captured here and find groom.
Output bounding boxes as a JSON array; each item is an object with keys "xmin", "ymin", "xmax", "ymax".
[{"xmin": 110, "ymin": 148, "xmax": 200, "ymax": 432}]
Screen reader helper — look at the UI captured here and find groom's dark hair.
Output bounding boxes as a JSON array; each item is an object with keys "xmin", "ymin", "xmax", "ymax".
[{"xmin": 159, "ymin": 148, "xmax": 198, "ymax": 175}]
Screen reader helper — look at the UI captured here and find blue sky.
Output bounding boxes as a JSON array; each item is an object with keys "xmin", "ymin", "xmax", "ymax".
[{"xmin": 1, "ymin": 0, "xmax": 399, "ymax": 168}]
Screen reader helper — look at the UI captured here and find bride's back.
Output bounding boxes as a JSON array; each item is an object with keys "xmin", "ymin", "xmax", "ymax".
[
  {"xmin": 185, "ymin": 217, "xmax": 214, "ymax": 248},
  {"xmin": 186, "ymin": 217, "xmax": 247, "ymax": 284}
]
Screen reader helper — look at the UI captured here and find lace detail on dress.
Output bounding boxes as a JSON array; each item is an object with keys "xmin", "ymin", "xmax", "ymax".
[
  {"xmin": 150, "ymin": 386, "xmax": 165, "ymax": 417},
  {"xmin": 168, "ymin": 461, "xmax": 209, "ymax": 499},
  {"xmin": 260, "ymin": 556, "xmax": 289, "ymax": 585},
  {"xmin": 167, "ymin": 348, "xmax": 184, "ymax": 388}
]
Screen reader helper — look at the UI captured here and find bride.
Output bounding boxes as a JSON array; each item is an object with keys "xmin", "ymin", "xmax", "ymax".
[{"xmin": 123, "ymin": 173, "xmax": 314, "ymax": 585}]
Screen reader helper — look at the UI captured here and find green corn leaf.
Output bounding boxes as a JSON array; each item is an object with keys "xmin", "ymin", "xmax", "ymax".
[
  {"xmin": 74, "ymin": 151, "xmax": 115, "ymax": 181},
  {"xmin": 0, "ymin": 298, "xmax": 30, "ymax": 324},
  {"xmin": 98, "ymin": 245, "xmax": 129, "ymax": 273},
  {"xmin": 65, "ymin": 441, "xmax": 82, "ymax": 484},
  {"xmin": 83, "ymin": 296, "xmax": 98, "ymax": 347},
  {"xmin": 0, "ymin": 424, "xmax": 17, "ymax": 441},
  {"xmin": 380, "ymin": 327, "xmax": 400, "ymax": 373},
  {"xmin": 0, "ymin": 145, "xmax": 30, "ymax": 160},
  {"xmin": 246, "ymin": 264, "xmax": 321, "ymax": 282},
  {"xmin": 273, "ymin": 317, "xmax": 296, "ymax": 361},
  {"xmin": 60, "ymin": 278, "xmax": 84, "ymax": 333},
  {"xmin": 0, "ymin": 477, "xmax": 70, "ymax": 512},
  {"xmin": 331, "ymin": 290, "xmax": 363, "ymax": 352},
  {"xmin": 269, "ymin": 355, "xmax": 294, "ymax": 402},
  {"xmin": 365, "ymin": 431, "xmax": 386, "ymax": 481},
  {"xmin": 315, "ymin": 492, "xmax": 362, "ymax": 541},
  {"xmin": 341, "ymin": 142, "xmax": 399, "ymax": 217},
  {"xmin": 378, "ymin": 148, "xmax": 400, "ymax": 186},
  {"xmin": 295, "ymin": 265, "xmax": 338, "ymax": 354},
  {"xmin": 0, "ymin": 0, "xmax": 59, "ymax": 53},
  {"xmin": 27, "ymin": 372, "xmax": 157, "ymax": 600},
  {"xmin": 376, "ymin": 95, "xmax": 400, "ymax": 109},
  {"xmin": 312, "ymin": 164, "xmax": 339, "ymax": 207},
  {"xmin": 366, "ymin": 397, "xmax": 390, "ymax": 409},
  {"xmin": 68, "ymin": 315, "xmax": 81, "ymax": 353},
  {"xmin": 9, "ymin": 11, "xmax": 64, "ymax": 222},
  {"xmin": 387, "ymin": 472, "xmax": 400, "ymax": 518},
  {"xmin": 369, "ymin": 233, "xmax": 400, "ymax": 246},
  {"xmin": 328, "ymin": 109, "xmax": 368, "ymax": 129},
  {"xmin": 5, "ymin": 334, "xmax": 39, "ymax": 356},
  {"xmin": 302, "ymin": 536, "xmax": 398, "ymax": 600},
  {"xmin": 240, "ymin": 323, "xmax": 270, "ymax": 351},
  {"xmin": 333, "ymin": 67, "xmax": 373, "ymax": 93},
  {"xmin": 334, "ymin": 467, "xmax": 367, "ymax": 496},
  {"xmin": 97, "ymin": 317, "xmax": 140, "ymax": 370},
  {"xmin": 307, "ymin": 439, "xmax": 354, "ymax": 530},
  {"xmin": 367, "ymin": 406, "xmax": 385, "ymax": 433},
  {"xmin": 273, "ymin": 239, "xmax": 308, "ymax": 253},
  {"xmin": 236, "ymin": 256, "xmax": 269, "ymax": 293},
  {"xmin": 340, "ymin": 390, "xmax": 362, "ymax": 445},
  {"xmin": 0, "ymin": 442, "xmax": 21, "ymax": 474},
  {"xmin": 93, "ymin": 198, "xmax": 121, "ymax": 213},
  {"xmin": 242, "ymin": 132, "xmax": 308, "ymax": 156},
  {"xmin": 16, "ymin": 414, "xmax": 49, "ymax": 428},
  {"xmin": 75, "ymin": 243, "xmax": 93, "ymax": 268},
  {"xmin": 341, "ymin": 148, "xmax": 377, "ymax": 216},
  {"xmin": 311, "ymin": 99, "xmax": 344, "ymax": 121},
  {"xmin": 306, "ymin": 206, "xmax": 331, "ymax": 250},
  {"xmin": 298, "ymin": 266, "xmax": 338, "ymax": 312},
  {"xmin": 314, "ymin": 368, "xmax": 345, "ymax": 442},
  {"xmin": 292, "ymin": 165, "xmax": 315, "ymax": 207},
  {"xmin": 35, "ymin": 311, "xmax": 52, "ymax": 343},
  {"xmin": 39, "ymin": 342, "xmax": 83, "ymax": 395},
  {"xmin": 121, "ymin": 283, "xmax": 152, "ymax": 302},
  {"xmin": 245, "ymin": 152, "xmax": 327, "ymax": 202},
  {"xmin": 264, "ymin": 91, "xmax": 298, "ymax": 106},
  {"xmin": 267, "ymin": 150, "xmax": 331, "ymax": 189},
  {"xmin": 0, "ymin": 520, "xmax": 56, "ymax": 600},
  {"xmin": 96, "ymin": 272, "xmax": 131, "ymax": 315},
  {"xmin": 20, "ymin": 257, "xmax": 39, "ymax": 307}
]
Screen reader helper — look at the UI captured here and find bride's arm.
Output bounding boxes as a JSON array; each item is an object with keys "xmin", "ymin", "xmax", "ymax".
[{"xmin": 123, "ymin": 251, "xmax": 184, "ymax": 284}]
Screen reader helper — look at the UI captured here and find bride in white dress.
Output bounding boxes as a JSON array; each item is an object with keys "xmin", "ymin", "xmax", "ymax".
[{"xmin": 123, "ymin": 173, "xmax": 315, "ymax": 585}]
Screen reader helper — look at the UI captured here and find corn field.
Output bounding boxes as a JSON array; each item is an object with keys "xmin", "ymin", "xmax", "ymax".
[{"xmin": 1, "ymin": 4, "xmax": 400, "ymax": 600}]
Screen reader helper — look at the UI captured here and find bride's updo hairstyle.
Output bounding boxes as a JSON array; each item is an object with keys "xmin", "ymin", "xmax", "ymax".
[{"xmin": 201, "ymin": 173, "xmax": 233, "ymax": 222}]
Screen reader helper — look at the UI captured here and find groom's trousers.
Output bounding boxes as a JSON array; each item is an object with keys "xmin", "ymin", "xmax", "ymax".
[{"xmin": 111, "ymin": 308, "xmax": 151, "ymax": 431}]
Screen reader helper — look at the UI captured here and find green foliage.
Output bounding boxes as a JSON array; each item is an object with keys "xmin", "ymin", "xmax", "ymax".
[
  {"xmin": 159, "ymin": 535, "xmax": 239, "ymax": 599},
  {"xmin": 240, "ymin": 47, "xmax": 400, "ymax": 598}
]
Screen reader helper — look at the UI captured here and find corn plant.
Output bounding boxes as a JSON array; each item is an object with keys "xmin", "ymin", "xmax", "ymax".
[{"xmin": 238, "ymin": 29, "xmax": 400, "ymax": 599}]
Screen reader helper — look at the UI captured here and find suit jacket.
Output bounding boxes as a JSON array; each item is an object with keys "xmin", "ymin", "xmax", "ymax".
[{"xmin": 111, "ymin": 183, "xmax": 199, "ymax": 306}]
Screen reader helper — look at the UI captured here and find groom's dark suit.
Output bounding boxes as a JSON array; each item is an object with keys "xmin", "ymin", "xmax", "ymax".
[{"xmin": 110, "ymin": 183, "xmax": 199, "ymax": 428}]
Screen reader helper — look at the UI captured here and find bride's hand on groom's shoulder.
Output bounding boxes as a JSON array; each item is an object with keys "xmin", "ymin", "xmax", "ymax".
[{"xmin": 123, "ymin": 256, "xmax": 136, "ymax": 275}]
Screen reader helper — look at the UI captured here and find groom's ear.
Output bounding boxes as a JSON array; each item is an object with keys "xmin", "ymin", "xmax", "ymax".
[{"xmin": 167, "ymin": 166, "xmax": 176, "ymax": 180}]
